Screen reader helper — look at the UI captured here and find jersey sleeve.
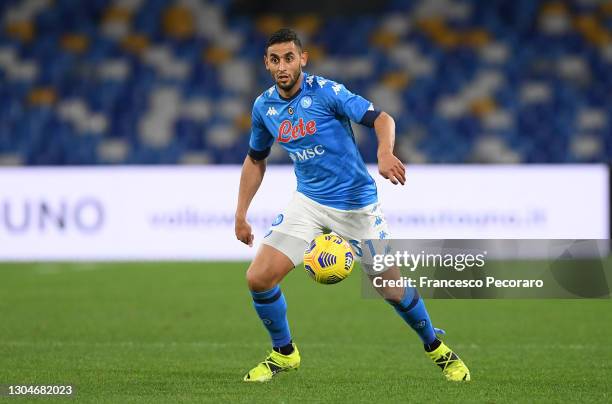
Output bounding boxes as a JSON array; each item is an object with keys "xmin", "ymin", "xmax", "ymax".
[
  {"xmin": 248, "ymin": 102, "xmax": 274, "ymax": 153},
  {"xmin": 321, "ymin": 81, "xmax": 376, "ymax": 124}
]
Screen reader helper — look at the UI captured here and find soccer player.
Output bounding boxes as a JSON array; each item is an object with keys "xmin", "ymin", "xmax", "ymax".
[{"xmin": 235, "ymin": 28, "xmax": 470, "ymax": 382}]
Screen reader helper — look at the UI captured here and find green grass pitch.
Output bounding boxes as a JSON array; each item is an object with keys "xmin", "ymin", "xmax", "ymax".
[{"xmin": 1, "ymin": 262, "xmax": 611, "ymax": 403}]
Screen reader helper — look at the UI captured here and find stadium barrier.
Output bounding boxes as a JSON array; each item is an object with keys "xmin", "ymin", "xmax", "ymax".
[{"xmin": 0, "ymin": 165, "xmax": 608, "ymax": 260}]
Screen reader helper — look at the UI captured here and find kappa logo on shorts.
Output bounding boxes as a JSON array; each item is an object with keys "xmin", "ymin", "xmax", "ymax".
[{"xmin": 272, "ymin": 214, "xmax": 284, "ymax": 226}]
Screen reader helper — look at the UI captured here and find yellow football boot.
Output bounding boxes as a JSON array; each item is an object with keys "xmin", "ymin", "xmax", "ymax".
[
  {"xmin": 243, "ymin": 344, "xmax": 300, "ymax": 382},
  {"xmin": 426, "ymin": 341, "xmax": 471, "ymax": 382}
]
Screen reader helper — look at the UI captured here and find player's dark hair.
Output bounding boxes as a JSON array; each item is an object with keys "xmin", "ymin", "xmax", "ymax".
[{"xmin": 265, "ymin": 28, "xmax": 302, "ymax": 54}]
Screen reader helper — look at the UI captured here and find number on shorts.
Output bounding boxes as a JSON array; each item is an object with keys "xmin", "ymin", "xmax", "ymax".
[{"xmin": 349, "ymin": 239, "xmax": 362, "ymax": 257}]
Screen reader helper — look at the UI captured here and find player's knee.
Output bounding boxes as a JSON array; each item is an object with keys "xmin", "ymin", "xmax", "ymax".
[
  {"xmin": 384, "ymin": 293, "xmax": 403, "ymax": 305},
  {"xmin": 246, "ymin": 265, "xmax": 276, "ymax": 292},
  {"xmin": 373, "ymin": 284, "xmax": 404, "ymax": 303}
]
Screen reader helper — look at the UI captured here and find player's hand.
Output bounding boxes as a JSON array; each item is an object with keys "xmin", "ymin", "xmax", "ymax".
[
  {"xmin": 377, "ymin": 152, "xmax": 406, "ymax": 185},
  {"xmin": 235, "ymin": 217, "xmax": 254, "ymax": 247}
]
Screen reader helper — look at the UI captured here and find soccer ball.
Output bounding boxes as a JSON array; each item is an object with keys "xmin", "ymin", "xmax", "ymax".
[{"xmin": 303, "ymin": 234, "xmax": 355, "ymax": 284}]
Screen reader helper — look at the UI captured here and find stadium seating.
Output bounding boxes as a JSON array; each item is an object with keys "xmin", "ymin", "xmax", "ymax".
[{"xmin": 0, "ymin": 0, "xmax": 610, "ymax": 165}]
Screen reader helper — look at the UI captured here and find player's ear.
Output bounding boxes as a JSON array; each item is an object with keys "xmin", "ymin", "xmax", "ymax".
[
  {"xmin": 263, "ymin": 54, "xmax": 270, "ymax": 71},
  {"xmin": 300, "ymin": 50, "xmax": 308, "ymax": 68}
]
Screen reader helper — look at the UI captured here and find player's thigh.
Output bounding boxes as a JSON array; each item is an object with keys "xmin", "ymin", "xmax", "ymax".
[
  {"xmin": 247, "ymin": 194, "xmax": 324, "ymax": 291},
  {"xmin": 367, "ymin": 265, "xmax": 404, "ymax": 303},
  {"xmin": 326, "ymin": 202, "xmax": 390, "ymax": 271},
  {"xmin": 246, "ymin": 243, "xmax": 296, "ymax": 292},
  {"xmin": 261, "ymin": 192, "xmax": 325, "ymax": 265},
  {"xmin": 329, "ymin": 207, "xmax": 403, "ymax": 301},
  {"xmin": 330, "ymin": 205, "xmax": 404, "ymax": 301}
]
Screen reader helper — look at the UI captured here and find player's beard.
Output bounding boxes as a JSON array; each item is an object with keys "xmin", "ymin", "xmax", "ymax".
[{"xmin": 276, "ymin": 68, "xmax": 301, "ymax": 91}]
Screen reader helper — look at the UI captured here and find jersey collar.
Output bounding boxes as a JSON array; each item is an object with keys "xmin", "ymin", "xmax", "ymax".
[{"xmin": 276, "ymin": 72, "xmax": 308, "ymax": 102}]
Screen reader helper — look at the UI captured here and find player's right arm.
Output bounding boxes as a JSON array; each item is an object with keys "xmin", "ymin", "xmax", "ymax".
[
  {"xmin": 235, "ymin": 155, "xmax": 266, "ymax": 247},
  {"xmin": 235, "ymin": 98, "xmax": 274, "ymax": 247}
]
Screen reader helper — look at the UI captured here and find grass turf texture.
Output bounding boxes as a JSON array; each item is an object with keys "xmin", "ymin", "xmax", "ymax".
[{"xmin": 1, "ymin": 262, "xmax": 611, "ymax": 403}]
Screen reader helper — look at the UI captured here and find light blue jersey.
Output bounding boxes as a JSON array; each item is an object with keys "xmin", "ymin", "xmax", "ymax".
[{"xmin": 249, "ymin": 72, "xmax": 378, "ymax": 210}]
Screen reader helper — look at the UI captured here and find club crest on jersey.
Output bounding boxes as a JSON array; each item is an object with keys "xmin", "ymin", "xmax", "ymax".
[
  {"xmin": 272, "ymin": 214, "xmax": 284, "ymax": 226},
  {"xmin": 277, "ymin": 118, "xmax": 317, "ymax": 143},
  {"xmin": 288, "ymin": 107, "xmax": 294, "ymax": 115},
  {"xmin": 300, "ymin": 96, "xmax": 312, "ymax": 109}
]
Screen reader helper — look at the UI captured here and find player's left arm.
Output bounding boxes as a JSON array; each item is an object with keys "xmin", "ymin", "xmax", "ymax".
[
  {"xmin": 373, "ymin": 111, "xmax": 405, "ymax": 185},
  {"xmin": 325, "ymin": 80, "xmax": 406, "ymax": 185}
]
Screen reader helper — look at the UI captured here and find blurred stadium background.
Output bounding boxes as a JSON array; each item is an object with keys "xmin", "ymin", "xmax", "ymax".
[
  {"xmin": 1, "ymin": 1, "xmax": 611, "ymax": 402},
  {"xmin": 0, "ymin": 0, "xmax": 610, "ymax": 166}
]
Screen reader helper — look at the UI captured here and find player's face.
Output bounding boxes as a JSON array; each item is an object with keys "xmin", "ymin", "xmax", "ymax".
[{"xmin": 264, "ymin": 42, "xmax": 307, "ymax": 92}]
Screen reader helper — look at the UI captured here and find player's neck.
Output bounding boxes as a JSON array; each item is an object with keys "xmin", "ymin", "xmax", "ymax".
[{"xmin": 277, "ymin": 72, "xmax": 304, "ymax": 100}]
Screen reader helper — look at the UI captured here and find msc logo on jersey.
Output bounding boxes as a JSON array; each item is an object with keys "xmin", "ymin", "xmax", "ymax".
[
  {"xmin": 289, "ymin": 145, "xmax": 325, "ymax": 163},
  {"xmin": 277, "ymin": 118, "xmax": 317, "ymax": 143}
]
